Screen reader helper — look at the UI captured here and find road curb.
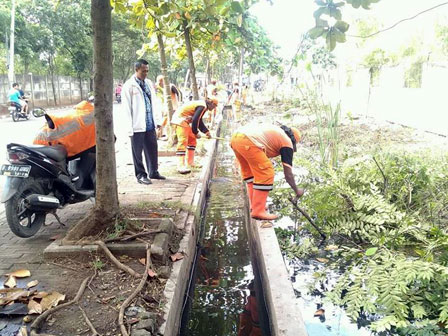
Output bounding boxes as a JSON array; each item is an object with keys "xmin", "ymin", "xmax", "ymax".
[{"xmin": 247, "ymin": 217, "xmax": 309, "ymax": 336}]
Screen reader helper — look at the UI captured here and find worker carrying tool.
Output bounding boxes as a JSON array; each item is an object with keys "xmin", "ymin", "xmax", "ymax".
[
  {"xmin": 171, "ymin": 98, "xmax": 218, "ymax": 174},
  {"xmin": 230, "ymin": 123, "xmax": 304, "ymax": 220}
]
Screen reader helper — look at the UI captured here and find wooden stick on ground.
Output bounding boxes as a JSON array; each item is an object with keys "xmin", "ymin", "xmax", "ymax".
[
  {"xmin": 118, "ymin": 246, "xmax": 151, "ymax": 336},
  {"xmin": 31, "ymin": 275, "xmax": 92, "ymax": 335},
  {"xmin": 104, "ymin": 229, "xmax": 162, "ymax": 243},
  {"xmin": 78, "ymin": 304, "xmax": 100, "ymax": 336},
  {"xmin": 94, "ymin": 240, "xmax": 141, "ymax": 278}
]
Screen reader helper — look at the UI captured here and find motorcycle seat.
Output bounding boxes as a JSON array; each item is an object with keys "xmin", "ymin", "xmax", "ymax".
[{"xmin": 30, "ymin": 145, "xmax": 67, "ymax": 162}]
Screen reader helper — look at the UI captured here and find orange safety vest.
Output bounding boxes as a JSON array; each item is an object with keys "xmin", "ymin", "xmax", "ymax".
[
  {"xmin": 171, "ymin": 100, "xmax": 206, "ymax": 127},
  {"xmin": 33, "ymin": 101, "xmax": 96, "ymax": 158}
]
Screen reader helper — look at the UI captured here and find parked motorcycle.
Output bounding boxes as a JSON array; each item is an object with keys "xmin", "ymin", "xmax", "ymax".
[
  {"xmin": 0, "ymin": 144, "xmax": 96, "ymax": 238},
  {"xmin": 8, "ymin": 102, "xmax": 30, "ymax": 122}
]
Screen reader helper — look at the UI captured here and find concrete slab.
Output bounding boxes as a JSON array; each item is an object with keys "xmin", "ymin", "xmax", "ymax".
[{"xmin": 247, "ymin": 218, "xmax": 308, "ymax": 336}]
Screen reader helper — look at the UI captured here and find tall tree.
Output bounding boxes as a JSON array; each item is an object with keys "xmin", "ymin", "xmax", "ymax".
[{"xmin": 64, "ymin": 0, "xmax": 119, "ymax": 242}]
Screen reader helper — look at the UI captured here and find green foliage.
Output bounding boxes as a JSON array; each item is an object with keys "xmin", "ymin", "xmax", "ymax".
[
  {"xmin": 294, "ymin": 36, "xmax": 336, "ymax": 71},
  {"xmin": 404, "ymin": 61, "xmax": 423, "ymax": 88},
  {"xmin": 91, "ymin": 257, "xmax": 105, "ymax": 271},
  {"xmin": 310, "ymin": 0, "xmax": 380, "ymax": 51},
  {"xmin": 272, "ymin": 150, "xmax": 448, "ymax": 333}
]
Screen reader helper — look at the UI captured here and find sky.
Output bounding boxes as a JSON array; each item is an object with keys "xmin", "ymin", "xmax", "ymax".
[{"xmin": 250, "ymin": 0, "xmax": 448, "ymax": 60}]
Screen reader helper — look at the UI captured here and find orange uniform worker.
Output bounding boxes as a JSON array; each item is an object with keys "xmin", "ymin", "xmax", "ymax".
[
  {"xmin": 33, "ymin": 99, "xmax": 96, "ymax": 189},
  {"xmin": 171, "ymin": 98, "xmax": 218, "ymax": 174},
  {"xmin": 231, "ymin": 123, "xmax": 304, "ymax": 220},
  {"xmin": 33, "ymin": 100, "xmax": 96, "ymax": 159}
]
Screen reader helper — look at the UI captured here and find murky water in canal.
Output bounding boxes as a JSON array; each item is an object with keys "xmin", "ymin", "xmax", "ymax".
[{"xmin": 180, "ymin": 118, "xmax": 269, "ymax": 336}]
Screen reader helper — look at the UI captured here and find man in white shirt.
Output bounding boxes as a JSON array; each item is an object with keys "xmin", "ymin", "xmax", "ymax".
[{"xmin": 122, "ymin": 59, "xmax": 166, "ymax": 185}]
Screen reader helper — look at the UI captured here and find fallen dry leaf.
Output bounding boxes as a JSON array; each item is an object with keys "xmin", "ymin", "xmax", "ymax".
[
  {"xmin": 18, "ymin": 326, "xmax": 28, "ymax": 336},
  {"xmin": 314, "ymin": 308, "xmax": 325, "ymax": 317},
  {"xmin": 316, "ymin": 258, "xmax": 329, "ymax": 263},
  {"xmin": 260, "ymin": 222, "xmax": 273, "ymax": 228},
  {"xmin": 4, "ymin": 276, "xmax": 17, "ymax": 288},
  {"xmin": 28, "ymin": 299, "xmax": 42, "ymax": 315},
  {"xmin": 8, "ymin": 269, "xmax": 31, "ymax": 278},
  {"xmin": 170, "ymin": 252, "xmax": 184, "ymax": 262},
  {"xmin": 40, "ymin": 292, "xmax": 65, "ymax": 311},
  {"xmin": 138, "ymin": 258, "xmax": 146, "ymax": 266},
  {"xmin": 4, "ymin": 289, "xmax": 31, "ymax": 302},
  {"xmin": 100, "ymin": 296, "xmax": 115, "ymax": 304},
  {"xmin": 147, "ymin": 269, "xmax": 157, "ymax": 278},
  {"xmin": 32, "ymin": 292, "xmax": 48, "ymax": 299},
  {"xmin": 26, "ymin": 280, "xmax": 39, "ymax": 289}
]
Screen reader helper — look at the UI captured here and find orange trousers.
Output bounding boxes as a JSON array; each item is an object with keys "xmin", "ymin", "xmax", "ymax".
[
  {"xmin": 230, "ymin": 133, "xmax": 274, "ymax": 190},
  {"xmin": 175, "ymin": 125, "xmax": 196, "ymax": 155}
]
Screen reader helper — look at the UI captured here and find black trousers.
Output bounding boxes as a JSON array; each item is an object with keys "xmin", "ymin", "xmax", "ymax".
[{"xmin": 131, "ymin": 130, "xmax": 158, "ymax": 178}]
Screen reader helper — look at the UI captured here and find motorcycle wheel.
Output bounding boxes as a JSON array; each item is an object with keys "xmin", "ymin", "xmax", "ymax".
[
  {"xmin": 5, "ymin": 179, "xmax": 47, "ymax": 238},
  {"xmin": 12, "ymin": 111, "xmax": 18, "ymax": 122}
]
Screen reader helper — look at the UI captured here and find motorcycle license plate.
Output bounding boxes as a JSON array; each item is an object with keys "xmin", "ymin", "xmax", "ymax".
[{"xmin": 0, "ymin": 165, "xmax": 31, "ymax": 178}]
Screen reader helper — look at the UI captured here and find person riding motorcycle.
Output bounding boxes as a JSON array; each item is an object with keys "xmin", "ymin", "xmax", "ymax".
[{"xmin": 8, "ymin": 83, "xmax": 23, "ymax": 112}]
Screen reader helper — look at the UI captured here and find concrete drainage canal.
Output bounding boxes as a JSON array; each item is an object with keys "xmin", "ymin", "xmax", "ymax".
[{"xmin": 179, "ymin": 116, "xmax": 271, "ymax": 336}]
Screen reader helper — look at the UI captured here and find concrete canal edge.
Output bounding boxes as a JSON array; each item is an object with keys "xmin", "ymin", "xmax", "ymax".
[
  {"xmin": 247, "ymin": 217, "xmax": 309, "ymax": 336},
  {"xmin": 158, "ymin": 127, "xmax": 220, "ymax": 336}
]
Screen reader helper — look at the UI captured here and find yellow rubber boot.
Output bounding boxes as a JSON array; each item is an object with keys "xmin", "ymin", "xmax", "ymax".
[
  {"xmin": 246, "ymin": 182, "xmax": 254, "ymax": 210},
  {"xmin": 251, "ymin": 189, "xmax": 278, "ymax": 221},
  {"xmin": 177, "ymin": 155, "xmax": 191, "ymax": 174},
  {"xmin": 187, "ymin": 149, "xmax": 202, "ymax": 168}
]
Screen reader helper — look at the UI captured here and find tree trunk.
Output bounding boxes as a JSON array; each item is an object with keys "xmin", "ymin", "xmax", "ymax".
[
  {"xmin": 49, "ymin": 56, "xmax": 57, "ymax": 106},
  {"xmin": 64, "ymin": 0, "xmax": 119, "ymax": 242},
  {"xmin": 78, "ymin": 74, "xmax": 83, "ymax": 100},
  {"xmin": 156, "ymin": 31, "xmax": 174, "ymax": 122},
  {"xmin": 205, "ymin": 58, "xmax": 211, "ymax": 85},
  {"xmin": 238, "ymin": 47, "xmax": 244, "ymax": 88},
  {"xmin": 183, "ymin": 21, "xmax": 199, "ymax": 100}
]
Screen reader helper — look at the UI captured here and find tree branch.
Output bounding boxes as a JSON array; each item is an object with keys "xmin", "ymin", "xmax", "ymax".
[
  {"xmin": 119, "ymin": 246, "xmax": 151, "ymax": 336},
  {"xmin": 31, "ymin": 275, "xmax": 92, "ymax": 334},
  {"xmin": 104, "ymin": 229, "xmax": 161, "ymax": 243},
  {"xmin": 372, "ymin": 156, "xmax": 388, "ymax": 195},
  {"xmin": 94, "ymin": 240, "xmax": 141, "ymax": 278},
  {"xmin": 280, "ymin": 34, "xmax": 307, "ymax": 85},
  {"xmin": 78, "ymin": 304, "xmax": 100, "ymax": 336},
  {"xmin": 348, "ymin": 2, "xmax": 448, "ymax": 39}
]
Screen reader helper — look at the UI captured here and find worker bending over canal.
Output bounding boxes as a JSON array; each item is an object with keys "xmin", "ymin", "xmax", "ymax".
[
  {"xmin": 171, "ymin": 98, "xmax": 218, "ymax": 174},
  {"xmin": 230, "ymin": 123, "xmax": 304, "ymax": 220}
]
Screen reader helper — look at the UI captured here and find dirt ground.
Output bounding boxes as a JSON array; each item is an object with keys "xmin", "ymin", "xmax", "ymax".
[{"xmin": 3, "ymin": 205, "xmax": 188, "ymax": 336}]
